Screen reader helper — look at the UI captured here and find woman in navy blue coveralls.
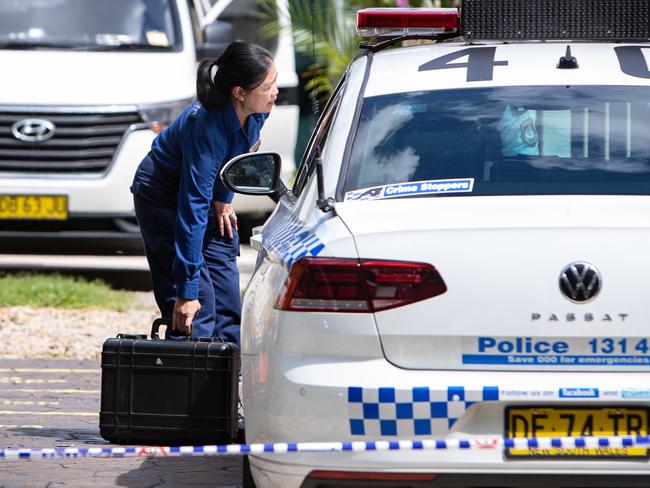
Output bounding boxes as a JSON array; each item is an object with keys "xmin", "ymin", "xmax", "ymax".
[{"xmin": 130, "ymin": 42, "xmax": 278, "ymax": 344}]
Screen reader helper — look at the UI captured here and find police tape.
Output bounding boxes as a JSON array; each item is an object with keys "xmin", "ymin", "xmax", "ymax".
[{"xmin": 2, "ymin": 435, "xmax": 650, "ymax": 459}]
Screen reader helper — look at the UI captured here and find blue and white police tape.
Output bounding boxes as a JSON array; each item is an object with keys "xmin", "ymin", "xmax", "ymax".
[{"xmin": 2, "ymin": 435, "xmax": 650, "ymax": 459}]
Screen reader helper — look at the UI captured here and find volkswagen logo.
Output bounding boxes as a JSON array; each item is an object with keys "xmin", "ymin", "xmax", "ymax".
[
  {"xmin": 11, "ymin": 118, "xmax": 56, "ymax": 142},
  {"xmin": 559, "ymin": 262, "xmax": 601, "ymax": 303}
]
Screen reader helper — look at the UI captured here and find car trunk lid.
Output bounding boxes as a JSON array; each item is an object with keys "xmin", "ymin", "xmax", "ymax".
[{"xmin": 335, "ymin": 195, "xmax": 650, "ymax": 371}]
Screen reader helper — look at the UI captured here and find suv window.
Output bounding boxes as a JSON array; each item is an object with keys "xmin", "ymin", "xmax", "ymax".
[{"xmin": 344, "ymin": 85, "xmax": 650, "ymax": 197}]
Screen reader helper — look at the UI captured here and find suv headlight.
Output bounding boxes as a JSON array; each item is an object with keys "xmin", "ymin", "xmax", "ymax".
[{"xmin": 138, "ymin": 98, "xmax": 194, "ymax": 133}]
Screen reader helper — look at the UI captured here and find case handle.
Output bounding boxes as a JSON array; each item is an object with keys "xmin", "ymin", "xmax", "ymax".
[
  {"xmin": 151, "ymin": 317, "xmax": 175, "ymax": 340},
  {"xmin": 150, "ymin": 318, "xmax": 223, "ymax": 342}
]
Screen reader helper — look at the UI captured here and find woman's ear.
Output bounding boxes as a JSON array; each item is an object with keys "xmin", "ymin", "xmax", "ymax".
[{"xmin": 231, "ymin": 86, "xmax": 246, "ymax": 102}]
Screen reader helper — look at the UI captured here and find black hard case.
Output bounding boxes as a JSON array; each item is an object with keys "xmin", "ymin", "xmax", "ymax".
[{"xmin": 100, "ymin": 318, "xmax": 240, "ymax": 445}]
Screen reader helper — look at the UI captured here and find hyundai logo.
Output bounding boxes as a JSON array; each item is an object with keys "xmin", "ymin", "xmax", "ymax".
[
  {"xmin": 11, "ymin": 118, "xmax": 56, "ymax": 142},
  {"xmin": 559, "ymin": 262, "xmax": 601, "ymax": 303}
]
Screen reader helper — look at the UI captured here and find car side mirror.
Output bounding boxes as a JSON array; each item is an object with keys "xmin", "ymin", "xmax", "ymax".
[
  {"xmin": 220, "ymin": 152, "xmax": 288, "ymax": 203},
  {"xmin": 196, "ymin": 20, "xmax": 234, "ymax": 61}
]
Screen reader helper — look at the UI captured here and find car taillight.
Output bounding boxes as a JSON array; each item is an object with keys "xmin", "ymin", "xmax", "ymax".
[{"xmin": 275, "ymin": 257, "xmax": 447, "ymax": 313}]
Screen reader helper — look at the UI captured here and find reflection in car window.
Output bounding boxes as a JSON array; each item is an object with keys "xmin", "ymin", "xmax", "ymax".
[
  {"xmin": 228, "ymin": 155, "xmax": 276, "ymax": 190},
  {"xmin": 0, "ymin": 0, "xmax": 179, "ymax": 50},
  {"xmin": 345, "ymin": 86, "xmax": 650, "ymax": 197}
]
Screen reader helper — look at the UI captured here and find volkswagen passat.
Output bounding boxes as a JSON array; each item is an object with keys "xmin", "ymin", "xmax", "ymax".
[{"xmin": 222, "ymin": 1, "xmax": 650, "ymax": 486}]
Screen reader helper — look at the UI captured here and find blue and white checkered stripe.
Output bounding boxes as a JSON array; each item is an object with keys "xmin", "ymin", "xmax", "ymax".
[
  {"xmin": 261, "ymin": 203, "xmax": 325, "ymax": 266},
  {"xmin": 2, "ymin": 435, "xmax": 649, "ymax": 459},
  {"xmin": 348, "ymin": 386, "xmax": 499, "ymax": 436}
]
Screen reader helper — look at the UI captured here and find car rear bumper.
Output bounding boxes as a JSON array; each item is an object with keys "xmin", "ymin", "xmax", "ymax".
[
  {"xmin": 298, "ymin": 472, "xmax": 650, "ymax": 488},
  {"xmin": 250, "ymin": 452, "xmax": 650, "ymax": 488},
  {"xmin": 243, "ymin": 356, "xmax": 650, "ymax": 487}
]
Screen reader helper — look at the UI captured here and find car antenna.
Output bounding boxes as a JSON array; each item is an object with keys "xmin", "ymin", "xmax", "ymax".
[
  {"xmin": 310, "ymin": 0, "xmax": 335, "ymax": 213},
  {"xmin": 557, "ymin": 45, "xmax": 578, "ymax": 69}
]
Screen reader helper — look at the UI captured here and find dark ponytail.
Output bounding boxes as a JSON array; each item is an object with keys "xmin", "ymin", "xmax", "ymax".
[{"xmin": 197, "ymin": 41, "xmax": 273, "ymax": 111}]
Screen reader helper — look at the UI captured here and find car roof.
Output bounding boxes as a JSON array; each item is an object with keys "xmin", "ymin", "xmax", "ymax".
[{"xmin": 363, "ymin": 41, "xmax": 650, "ymax": 97}]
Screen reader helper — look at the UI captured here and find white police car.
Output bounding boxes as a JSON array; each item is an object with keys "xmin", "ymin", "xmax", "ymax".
[{"xmin": 222, "ymin": 1, "xmax": 650, "ymax": 486}]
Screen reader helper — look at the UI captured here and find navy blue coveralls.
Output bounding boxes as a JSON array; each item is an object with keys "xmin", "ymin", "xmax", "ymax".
[{"xmin": 131, "ymin": 100, "xmax": 267, "ymax": 344}]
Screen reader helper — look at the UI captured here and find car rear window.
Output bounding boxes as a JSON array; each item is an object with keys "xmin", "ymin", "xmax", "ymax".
[{"xmin": 343, "ymin": 85, "xmax": 650, "ymax": 198}]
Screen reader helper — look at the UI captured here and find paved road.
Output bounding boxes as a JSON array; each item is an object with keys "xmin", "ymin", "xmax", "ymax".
[
  {"xmin": 0, "ymin": 359, "xmax": 243, "ymax": 488},
  {"xmin": 0, "ymin": 248, "xmax": 259, "ymax": 487}
]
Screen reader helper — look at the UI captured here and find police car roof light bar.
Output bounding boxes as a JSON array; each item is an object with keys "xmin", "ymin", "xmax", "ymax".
[
  {"xmin": 461, "ymin": 0, "xmax": 650, "ymax": 41},
  {"xmin": 356, "ymin": 8, "xmax": 460, "ymax": 38}
]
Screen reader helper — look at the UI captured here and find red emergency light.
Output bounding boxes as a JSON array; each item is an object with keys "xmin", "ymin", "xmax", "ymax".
[{"xmin": 356, "ymin": 8, "xmax": 460, "ymax": 37}]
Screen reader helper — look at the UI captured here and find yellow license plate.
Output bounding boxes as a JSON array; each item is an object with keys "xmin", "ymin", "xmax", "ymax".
[
  {"xmin": 0, "ymin": 195, "xmax": 68, "ymax": 220},
  {"xmin": 506, "ymin": 406, "xmax": 649, "ymax": 458}
]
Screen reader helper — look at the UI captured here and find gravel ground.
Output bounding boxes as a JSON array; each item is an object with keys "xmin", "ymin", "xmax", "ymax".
[
  {"xmin": 0, "ymin": 246, "xmax": 256, "ymax": 360},
  {"xmin": 0, "ymin": 292, "xmax": 160, "ymax": 360}
]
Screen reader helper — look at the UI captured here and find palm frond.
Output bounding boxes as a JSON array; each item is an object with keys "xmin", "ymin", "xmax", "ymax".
[
  {"xmin": 257, "ymin": 0, "xmax": 463, "ymax": 99},
  {"xmin": 257, "ymin": 0, "xmax": 360, "ymax": 101}
]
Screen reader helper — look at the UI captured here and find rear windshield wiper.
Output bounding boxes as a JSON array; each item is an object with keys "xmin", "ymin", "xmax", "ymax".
[
  {"xmin": 0, "ymin": 41, "xmax": 170, "ymax": 51},
  {"xmin": 0, "ymin": 41, "xmax": 92, "ymax": 49},
  {"xmin": 78, "ymin": 43, "xmax": 171, "ymax": 51}
]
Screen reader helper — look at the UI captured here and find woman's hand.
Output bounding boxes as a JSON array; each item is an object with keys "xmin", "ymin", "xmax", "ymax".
[
  {"xmin": 212, "ymin": 200, "xmax": 238, "ymax": 239},
  {"xmin": 172, "ymin": 298, "xmax": 201, "ymax": 335}
]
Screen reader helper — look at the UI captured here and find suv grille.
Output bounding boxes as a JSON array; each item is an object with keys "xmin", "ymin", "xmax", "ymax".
[{"xmin": 0, "ymin": 109, "xmax": 143, "ymax": 173}]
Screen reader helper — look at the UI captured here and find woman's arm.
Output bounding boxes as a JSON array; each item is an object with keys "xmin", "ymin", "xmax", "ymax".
[{"xmin": 171, "ymin": 111, "xmax": 226, "ymax": 333}]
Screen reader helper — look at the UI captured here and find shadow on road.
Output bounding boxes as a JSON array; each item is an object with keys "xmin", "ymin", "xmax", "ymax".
[
  {"xmin": 115, "ymin": 456, "xmax": 243, "ymax": 488},
  {"xmin": 7, "ymin": 426, "xmax": 107, "ymax": 445}
]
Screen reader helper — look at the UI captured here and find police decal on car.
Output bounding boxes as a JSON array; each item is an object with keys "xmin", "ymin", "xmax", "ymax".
[{"xmin": 344, "ymin": 178, "xmax": 475, "ymax": 201}]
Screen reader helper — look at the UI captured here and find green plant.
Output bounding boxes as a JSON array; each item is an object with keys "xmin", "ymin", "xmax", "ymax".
[
  {"xmin": 258, "ymin": 0, "xmax": 461, "ymax": 102},
  {"xmin": 258, "ymin": 0, "xmax": 354, "ymax": 103},
  {"xmin": 0, "ymin": 273, "xmax": 136, "ymax": 311}
]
